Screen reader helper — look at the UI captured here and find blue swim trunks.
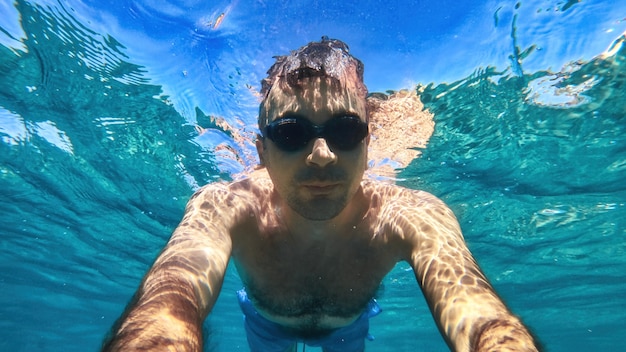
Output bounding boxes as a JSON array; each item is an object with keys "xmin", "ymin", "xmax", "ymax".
[{"xmin": 237, "ymin": 289, "xmax": 381, "ymax": 352}]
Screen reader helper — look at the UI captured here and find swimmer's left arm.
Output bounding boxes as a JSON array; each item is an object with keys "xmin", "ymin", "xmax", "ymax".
[{"xmin": 396, "ymin": 190, "xmax": 539, "ymax": 352}]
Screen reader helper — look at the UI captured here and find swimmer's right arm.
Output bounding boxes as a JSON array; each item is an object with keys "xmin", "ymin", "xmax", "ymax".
[{"xmin": 102, "ymin": 184, "xmax": 235, "ymax": 352}]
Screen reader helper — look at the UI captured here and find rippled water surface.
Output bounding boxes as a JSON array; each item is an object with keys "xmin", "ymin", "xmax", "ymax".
[{"xmin": 1, "ymin": 0, "xmax": 625, "ymax": 351}]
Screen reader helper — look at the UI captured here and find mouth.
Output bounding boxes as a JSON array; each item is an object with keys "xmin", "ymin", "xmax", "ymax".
[{"xmin": 301, "ymin": 183, "xmax": 340, "ymax": 195}]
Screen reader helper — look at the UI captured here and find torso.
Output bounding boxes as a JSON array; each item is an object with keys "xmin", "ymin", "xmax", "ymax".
[{"xmin": 228, "ymin": 176, "xmax": 403, "ymax": 335}]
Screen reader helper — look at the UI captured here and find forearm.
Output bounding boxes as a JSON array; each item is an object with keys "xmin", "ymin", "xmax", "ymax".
[
  {"xmin": 433, "ymin": 290, "xmax": 540, "ymax": 351},
  {"xmin": 102, "ymin": 276, "xmax": 204, "ymax": 352},
  {"xmin": 470, "ymin": 318, "xmax": 539, "ymax": 352}
]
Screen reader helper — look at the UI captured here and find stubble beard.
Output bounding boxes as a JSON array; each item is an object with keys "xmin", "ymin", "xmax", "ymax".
[
  {"xmin": 287, "ymin": 191, "xmax": 349, "ymax": 221},
  {"xmin": 285, "ymin": 166, "xmax": 353, "ymax": 220}
]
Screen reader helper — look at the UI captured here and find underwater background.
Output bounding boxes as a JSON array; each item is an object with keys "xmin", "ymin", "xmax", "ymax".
[{"xmin": 1, "ymin": 0, "xmax": 625, "ymax": 351}]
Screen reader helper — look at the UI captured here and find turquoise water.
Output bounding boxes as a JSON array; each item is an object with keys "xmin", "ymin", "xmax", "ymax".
[{"xmin": 1, "ymin": 0, "xmax": 625, "ymax": 351}]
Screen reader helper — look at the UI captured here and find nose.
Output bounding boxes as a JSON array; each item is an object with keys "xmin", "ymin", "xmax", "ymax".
[{"xmin": 306, "ymin": 138, "xmax": 337, "ymax": 167}]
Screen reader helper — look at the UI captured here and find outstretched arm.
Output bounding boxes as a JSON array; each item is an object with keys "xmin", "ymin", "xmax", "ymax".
[
  {"xmin": 399, "ymin": 191, "xmax": 539, "ymax": 351},
  {"xmin": 102, "ymin": 185, "xmax": 234, "ymax": 352}
]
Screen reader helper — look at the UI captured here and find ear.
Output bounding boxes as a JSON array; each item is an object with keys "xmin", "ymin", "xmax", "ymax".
[
  {"xmin": 364, "ymin": 134, "xmax": 370, "ymax": 165},
  {"xmin": 256, "ymin": 134, "xmax": 266, "ymax": 166}
]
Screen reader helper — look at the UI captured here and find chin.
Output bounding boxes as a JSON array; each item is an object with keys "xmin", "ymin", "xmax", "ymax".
[{"xmin": 292, "ymin": 198, "xmax": 347, "ymax": 221}]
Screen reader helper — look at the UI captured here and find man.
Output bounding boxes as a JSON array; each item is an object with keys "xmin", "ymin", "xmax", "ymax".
[{"xmin": 103, "ymin": 38, "xmax": 539, "ymax": 352}]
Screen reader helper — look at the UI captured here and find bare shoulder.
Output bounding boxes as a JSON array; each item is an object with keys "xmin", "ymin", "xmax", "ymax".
[
  {"xmin": 361, "ymin": 181, "xmax": 463, "ymax": 259},
  {"xmin": 153, "ymin": 176, "xmax": 274, "ymax": 276},
  {"xmin": 362, "ymin": 180, "xmax": 457, "ymax": 224},
  {"xmin": 184, "ymin": 172, "xmax": 272, "ymax": 218}
]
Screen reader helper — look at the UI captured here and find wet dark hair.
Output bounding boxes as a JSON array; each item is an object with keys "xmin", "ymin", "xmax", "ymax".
[{"xmin": 258, "ymin": 37, "xmax": 367, "ymax": 130}]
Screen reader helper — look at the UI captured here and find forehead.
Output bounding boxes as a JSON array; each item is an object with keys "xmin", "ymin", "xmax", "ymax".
[{"xmin": 264, "ymin": 77, "xmax": 367, "ymax": 121}]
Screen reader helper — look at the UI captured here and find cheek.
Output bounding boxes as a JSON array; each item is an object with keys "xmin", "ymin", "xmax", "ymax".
[
  {"xmin": 265, "ymin": 149, "xmax": 300, "ymax": 177},
  {"xmin": 342, "ymin": 147, "xmax": 368, "ymax": 179},
  {"xmin": 354, "ymin": 144, "xmax": 369, "ymax": 165}
]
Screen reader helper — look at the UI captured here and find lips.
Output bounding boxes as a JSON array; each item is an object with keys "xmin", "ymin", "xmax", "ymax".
[{"xmin": 301, "ymin": 183, "xmax": 340, "ymax": 195}]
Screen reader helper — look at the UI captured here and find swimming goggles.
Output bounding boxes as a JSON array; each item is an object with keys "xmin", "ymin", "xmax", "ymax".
[{"xmin": 264, "ymin": 114, "xmax": 369, "ymax": 152}]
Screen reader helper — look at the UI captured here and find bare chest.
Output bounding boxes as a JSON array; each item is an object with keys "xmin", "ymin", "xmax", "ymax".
[{"xmin": 233, "ymin": 231, "xmax": 397, "ymax": 320}]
